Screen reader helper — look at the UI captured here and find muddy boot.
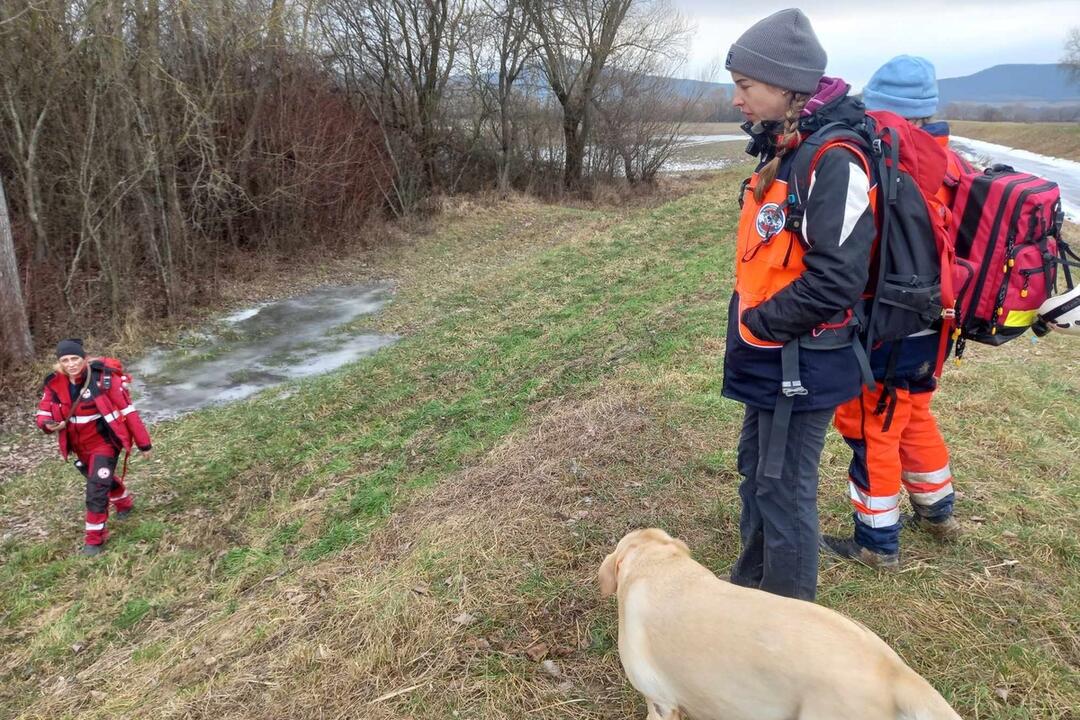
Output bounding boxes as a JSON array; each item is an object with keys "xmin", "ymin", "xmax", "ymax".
[
  {"xmin": 819, "ymin": 535, "xmax": 899, "ymax": 572},
  {"xmin": 81, "ymin": 543, "xmax": 105, "ymax": 557},
  {"xmin": 905, "ymin": 513, "xmax": 961, "ymax": 541}
]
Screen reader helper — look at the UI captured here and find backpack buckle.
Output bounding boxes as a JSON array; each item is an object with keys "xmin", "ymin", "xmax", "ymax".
[
  {"xmin": 781, "ymin": 380, "xmax": 808, "ymax": 397},
  {"xmin": 872, "ymin": 138, "xmax": 883, "ymax": 156}
]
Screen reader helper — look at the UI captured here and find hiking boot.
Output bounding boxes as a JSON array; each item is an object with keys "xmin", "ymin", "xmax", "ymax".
[
  {"xmin": 819, "ymin": 535, "xmax": 899, "ymax": 572},
  {"xmin": 81, "ymin": 543, "xmax": 105, "ymax": 557},
  {"xmin": 905, "ymin": 513, "xmax": 961, "ymax": 541},
  {"xmin": 115, "ymin": 508, "xmax": 132, "ymax": 520}
]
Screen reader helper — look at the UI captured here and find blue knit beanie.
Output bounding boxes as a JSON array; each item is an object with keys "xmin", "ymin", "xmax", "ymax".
[{"xmin": 863, "ymin": 55, "xmax": 938, "ymax": 118}]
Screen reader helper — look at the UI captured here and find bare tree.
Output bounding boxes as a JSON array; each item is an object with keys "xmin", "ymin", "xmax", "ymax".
[
  {"xmin": 0, "ymin": 0, "xmax": 709, "ymax": 368},
  {"xmin": 318, "ymin": 0, "xmax": 469, "ymax": 196},
  {"xmin": 525, "ymin": 0, "xmax": 689, "ymax": 189},
  {"xmin": 465, "ymin": 0, "xmax": 536, "ymax": 194},
  {"xmin": 525, "ymin": 0, "xmax": 628, "ymax": 189},
  {"xmin": 592, "ymin": 73, "xmax": 698, "ymax": 184},
  {"xmin": 1064, "ymin": 26, "xmax": 1080, "ymax": 84},
  {"xmin": 589, "ymin": 3, "xmax": 693, "ymax": 184},
  {"xmin": 0, "ymin": 172, "xmax": 32, "ymax": 366}
]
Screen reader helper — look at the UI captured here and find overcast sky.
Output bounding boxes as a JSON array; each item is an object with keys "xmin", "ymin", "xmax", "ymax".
[{"xmin": 671, "ymin": 1, "xmax": 1079, "ymax": 89}]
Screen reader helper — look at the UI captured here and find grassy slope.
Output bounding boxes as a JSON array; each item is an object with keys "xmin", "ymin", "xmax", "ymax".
[
  {"xmin": 948, "ymin": 121, "xmax": 1080, "ymax": 162},
  {"xmin": 2, "ymin": 169, "xmax": 1078, "ymax": 720}
]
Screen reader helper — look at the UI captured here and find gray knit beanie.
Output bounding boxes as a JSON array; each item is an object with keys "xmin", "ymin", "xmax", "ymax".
[{"xmin": 725, "ymin": 8, "xmax": 827, "ymax": 94}]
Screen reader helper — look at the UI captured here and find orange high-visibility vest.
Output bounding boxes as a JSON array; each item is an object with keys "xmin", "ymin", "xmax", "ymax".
[{"xmin": 734, "ymin": 173, "xmax": 806, "ymax": 348}]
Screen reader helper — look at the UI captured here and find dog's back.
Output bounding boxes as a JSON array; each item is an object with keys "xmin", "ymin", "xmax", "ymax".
[{"xmin": 604, "ymin": 530, "xmax": 961, "ymax": 720}]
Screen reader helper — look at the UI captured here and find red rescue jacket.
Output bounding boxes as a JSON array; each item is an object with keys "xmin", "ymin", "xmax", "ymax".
[{"xmin": 36, "ymin": 359, "xmax": 152, "ymax": 459}]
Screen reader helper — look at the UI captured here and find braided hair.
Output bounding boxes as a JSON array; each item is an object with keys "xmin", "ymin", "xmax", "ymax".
[{"xmin": 754, "ymin": 93, "xmax": 810, "ymax": 203}]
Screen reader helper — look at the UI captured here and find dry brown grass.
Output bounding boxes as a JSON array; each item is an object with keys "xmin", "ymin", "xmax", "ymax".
[{"xmin": 19, "ymin": 389, "xmax": 721, "ymax": 720}]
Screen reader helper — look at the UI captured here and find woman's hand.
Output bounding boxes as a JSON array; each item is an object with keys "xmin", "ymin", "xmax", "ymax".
[{"xmin": 45, "ymin": 420, "xmax": 66, "ymax": 432}]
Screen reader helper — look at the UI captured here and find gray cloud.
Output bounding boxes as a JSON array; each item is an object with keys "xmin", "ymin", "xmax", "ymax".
[{"xmin": 671, "ymin": 1, "xmax": 1079, "ymax": 87}]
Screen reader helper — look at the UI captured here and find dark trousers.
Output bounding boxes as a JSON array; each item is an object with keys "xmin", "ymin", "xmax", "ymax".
[
  {"xmin": 75, "ymin": 452, "xmax": 120, "ymax": 514},
  {"xmin": 74, "ymin": 448, "xmax": 130, "ymax": 545},
  {"xmin": 729, "ymin": 405, "xmax": 833, "ymax": 601}
]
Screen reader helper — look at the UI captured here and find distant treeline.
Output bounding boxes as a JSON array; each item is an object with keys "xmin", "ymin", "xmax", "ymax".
[{"xmin": 942, "ymin": 103, "xmax": 1080, "ymax": 122}]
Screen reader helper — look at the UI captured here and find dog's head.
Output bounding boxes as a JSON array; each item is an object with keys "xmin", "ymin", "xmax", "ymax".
[{"xmin": 598, "ymin": 528, "xmax": 691, "ymax": 598}]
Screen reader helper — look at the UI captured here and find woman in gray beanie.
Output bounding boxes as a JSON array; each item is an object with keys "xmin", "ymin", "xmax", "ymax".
[{"xmin": 720, "ymin": 9, "xmax": 877, "ymax": 601}]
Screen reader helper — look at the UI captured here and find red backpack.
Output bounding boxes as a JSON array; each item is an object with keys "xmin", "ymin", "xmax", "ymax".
[
  {"xmin": 97, "ymin": 356, "xmax": 134, "ymax": 394},
  {"xmin": 948, "ymin": 165, "xmax": 1068, "ymax": 357}
]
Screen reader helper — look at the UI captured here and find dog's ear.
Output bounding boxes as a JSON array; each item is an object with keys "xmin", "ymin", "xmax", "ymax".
[{"xmin": 598, "ymin": 550, "xmax": 619, "ymax": 598}]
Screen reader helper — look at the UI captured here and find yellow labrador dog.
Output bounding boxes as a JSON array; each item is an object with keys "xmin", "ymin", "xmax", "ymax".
[{"xmin": 599, "ymin": 528, "xmax": 961, "ymax": 720}]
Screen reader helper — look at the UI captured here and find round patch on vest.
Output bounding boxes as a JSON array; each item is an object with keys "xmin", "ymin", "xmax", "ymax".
[
  {"xmin": 82, "ymin": 389, "xmax": 92, "ymax": 399},
  {"xmin": 97, "ymin": 467, "xmax": 111, "ymax": 479},
  {"xmin": 755, "ymin": 202, "xmax": 786, "ymax": 239}
]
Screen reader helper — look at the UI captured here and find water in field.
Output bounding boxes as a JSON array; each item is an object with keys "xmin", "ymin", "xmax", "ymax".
[{"xmin": 131, "ymin": 284, "xmax": 398, "ymax": 422}]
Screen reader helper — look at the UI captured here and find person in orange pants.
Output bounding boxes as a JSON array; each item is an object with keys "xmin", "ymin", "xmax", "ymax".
[
  {"xmin": 828, "ymin": 376, "xmax": 957, "ymax": 567},
  {"xmin": 821, "ymin": 56, "xmax": 961, "ymax": 569}
]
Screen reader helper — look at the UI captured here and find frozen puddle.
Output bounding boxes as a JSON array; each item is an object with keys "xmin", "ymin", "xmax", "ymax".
[
  {"xmin": 664, "ymin": 133, "xmax": 747, "ymax": 173},
  {"xmin": 663, "ymin": 157, "xmax": 742, "ymax": 173},
  {"xmin": 677, "ymin": 134, "xmax": 746, "ymax": 146},
  {"xmin": 132, "ymin": 283, "xmax": 398, "ymax": 422},
  {"xmin": 950, "ymin": 137, "xmax": 1080, "ymax": 221}
]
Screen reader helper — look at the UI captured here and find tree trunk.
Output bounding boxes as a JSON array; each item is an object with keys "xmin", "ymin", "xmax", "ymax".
[
  {"xmin": 498, "ymin": 98, "xmax": 513, "ymax": 194},
  {"xmin": 0, "ymin": 174, "xmax": 34, "ymax": 365},
  {"xmin": 563, "ymin": 108, "xmax": 585, "ymax": 189}
]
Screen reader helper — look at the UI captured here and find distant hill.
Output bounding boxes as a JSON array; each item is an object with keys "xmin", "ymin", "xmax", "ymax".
[
  {"xmin": 661, "ymin": 64, "xmax": 1080, "ymax": 107},
  {"xmin": 660, "ymin": 77, "xmax": 733, "ymax": 98},
  {"xmin": 938, "ymin": 64, "xmax": 1080, "ymax": 105},
  {"xmin": 524, "ymin": 63, "xmax": 1080, "ymax": 108}
]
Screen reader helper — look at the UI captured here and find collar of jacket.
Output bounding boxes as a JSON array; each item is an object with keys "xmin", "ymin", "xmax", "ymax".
[
  {"xmin": 922, "ymin": 120, "xmax": 950, "ymax": 139},
  {"xmin": 741, "ymin": 119, "xmax": 782, "ymax": 160},
  {"xmin": 796, "ymin": 91, "xmax": 865, "ymax": 135},
  {"xmin": 741, "ymin": 90, "xmax": 866, "ymax": 162}
]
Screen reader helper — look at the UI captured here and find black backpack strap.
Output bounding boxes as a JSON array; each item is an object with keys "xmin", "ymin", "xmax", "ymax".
[
  {"xmin": 763, "ymin": 341, "xmax": 807, "ymax": 481},
  {"xmin": 1057, "ymin": 239, "xmax": 1080, "ymax": 291},
  {"xmin": 786, "ymin": 121, "xmax": 873, "ymax": 228},
  {"xmin": 851, "ymin": 334, "xmax": 876, "ymax": 391},
  {"xmin": 872, "ymin": 341, "xmax": 904, "ymax": 433},
  {"xmin": 1039, "ymin": 288, "xmax": 1080, "ymax": 324},
  {"xmin": 738, "ymin": 177, "xmax": 751, "ymax": 210}
]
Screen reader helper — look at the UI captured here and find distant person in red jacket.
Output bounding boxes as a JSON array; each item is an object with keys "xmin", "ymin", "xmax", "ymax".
[{"xmin": 36, "ymin": 339, "xmax": 152, "ymax": 555}]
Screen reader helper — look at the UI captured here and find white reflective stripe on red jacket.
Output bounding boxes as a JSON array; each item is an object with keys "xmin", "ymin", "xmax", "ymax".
[{"xmin": 69, "ymin": 414, "xmax": 103, "ymax": 424}]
